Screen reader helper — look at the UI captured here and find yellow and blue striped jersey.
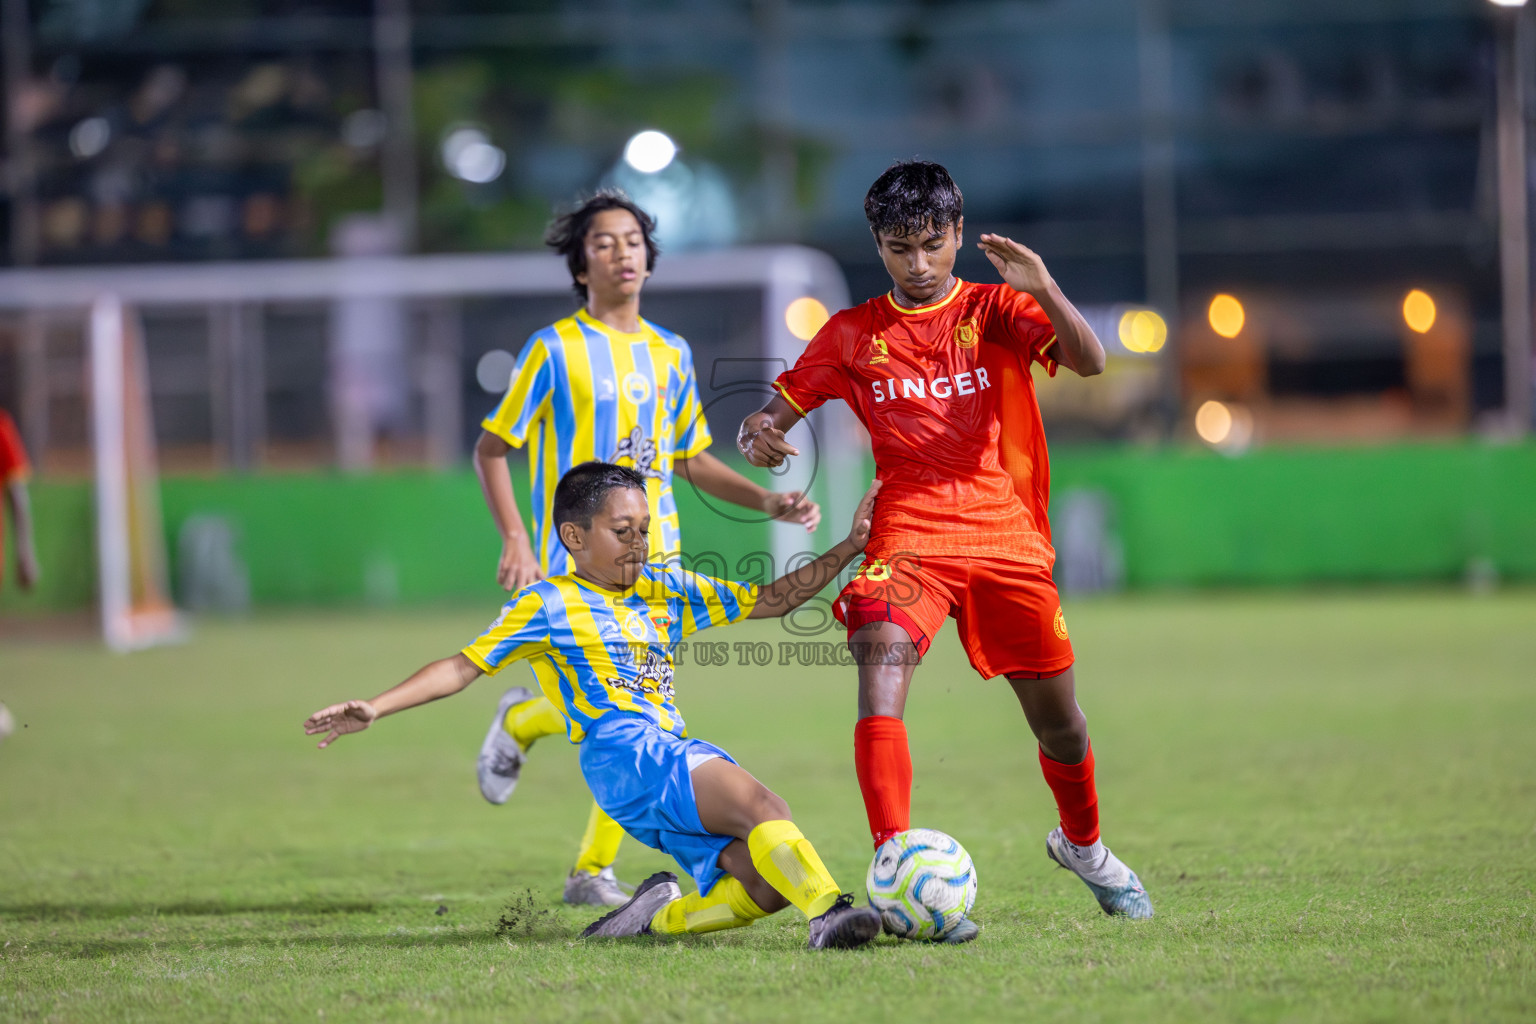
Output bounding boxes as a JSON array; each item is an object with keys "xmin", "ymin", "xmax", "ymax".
[
  {"xmin": 481, "ymin": 309, "xmax": 713, "ymax": 575},
  {"xmin": 461, "ymin": 565, "xmax": 757, "ymax": 742}
]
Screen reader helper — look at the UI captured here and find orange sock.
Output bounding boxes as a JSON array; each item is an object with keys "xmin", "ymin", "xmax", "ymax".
[
  {"xmin": 1039, "ymin": 743, "xmax": 1100, "ymax": 846},
  {"xmin": 854, "ymin": 715, "xmax": 911, "ymax": 847}
]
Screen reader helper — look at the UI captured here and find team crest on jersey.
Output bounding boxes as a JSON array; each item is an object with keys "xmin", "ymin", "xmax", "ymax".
[
  {"xmin": 621, "ymin": 372, "xmax": 652, "ymax": 404},
  {"xmin": 621, "ymin": 608, "xmax": 650, "ymax": 641},
  {"xmin": 954, "ymin": 317, "xmax": 979, "ymax": 349},
  {"xmin": 869, "ymin": 336, "xmax": 889, "ymax": 365},
  {"xmin": 612, "ymin": 426, "xmax": 661, "ymax": 479},
  {"xmin": 1053, "ymin": 607, "xmax": 1069, "ymax": 640},
  {"xmin": 856, "ymin": 558, "xmax": 892, "ymax": 582}
]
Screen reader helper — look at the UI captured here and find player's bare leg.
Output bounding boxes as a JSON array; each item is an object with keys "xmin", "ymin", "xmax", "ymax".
[
  {"xmin": 1009, "ymin": 668, "xmax": 1152, "ymax": 918},
  {"xmin": 853, "ymin": 620, "xmax": 921, "ymax": 719}
]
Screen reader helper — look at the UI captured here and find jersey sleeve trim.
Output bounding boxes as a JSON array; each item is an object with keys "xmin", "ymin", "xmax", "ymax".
[
  {"xmin": 461, "ymin": 646, "xmax": 495, "ymax": 674},
  {"xmin": 481, "ymin": 415, "xmax": 530, "ymax": 449},
  {"xmin": 1037, "ymin": 333, "xmax": 1060, "ymax": 377},
  {"xmin": 772, "ymin": 380, "xmax": 811, "ymax": 417}
]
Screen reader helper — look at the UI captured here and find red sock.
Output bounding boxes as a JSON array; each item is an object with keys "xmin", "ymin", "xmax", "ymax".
[
  {"xmin": 1038, "ymin": 743, "xmax": 1100, "ymax": 846},
  {"xmin": 854, "ymin": 716, "xmax": 911, "ymax": 848}
]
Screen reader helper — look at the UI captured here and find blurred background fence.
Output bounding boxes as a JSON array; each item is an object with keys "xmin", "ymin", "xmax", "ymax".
[{"xmin": 1, "ymin": 0, "xmax": 1533, "ymax": 614}]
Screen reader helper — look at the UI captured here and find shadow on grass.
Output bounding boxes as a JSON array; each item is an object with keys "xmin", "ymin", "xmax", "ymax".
[{"xmin": 0, "ymin": 899, "xmax": 380, "ymax": 921}]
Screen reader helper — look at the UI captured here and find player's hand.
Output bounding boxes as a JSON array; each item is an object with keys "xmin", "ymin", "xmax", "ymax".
[
  {"xmin": 845, "ymin": 479, "xmax": 882, "ymax": 550},
  {"xmin": 16, "ymin": 547, "xmax": 38, "ymax": 591},
  {"xmin": 737, "ymin": 415, "xmax": 800, "ymax": 468},
  {"xmin": 498, "ymin": 536, "xmax": 543, "ymax": 592},
  {"xmin": 304, "ymin": 700, "xmax": 378, "ymax": 749},
  {"xmin": 978, "ymin": 233, "xmax": 1053, "ymax": 297},
  {"xmin": 764, "ymin": 491, "xmax": 821, "ymax": 532}
]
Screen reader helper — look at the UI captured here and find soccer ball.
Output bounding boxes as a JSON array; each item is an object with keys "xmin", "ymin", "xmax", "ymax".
[{"xmin": 865, "ymin": 828, "xmax": 977, "ymax": 940}]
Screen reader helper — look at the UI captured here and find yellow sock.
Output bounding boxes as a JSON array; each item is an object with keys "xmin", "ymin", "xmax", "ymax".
[
  {"xmin": 747, "ymin": 820, "xmax": 841, "ymax": 920},
  {"xmin": 648, "ymin": 876, "xmax": 771, "ymax": 935},
  {"xmin": 504, "ymin": 695, "xmax": 564, "ymax": 749},
  {"xmin": 571, "ymin": 801, "xmax": 626, "ymax": 876}
]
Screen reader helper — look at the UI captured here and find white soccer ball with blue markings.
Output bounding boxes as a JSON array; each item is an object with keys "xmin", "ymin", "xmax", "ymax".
[{"xmin": 866, "ymin": 828, "xmax": 977, "ymax": 940}]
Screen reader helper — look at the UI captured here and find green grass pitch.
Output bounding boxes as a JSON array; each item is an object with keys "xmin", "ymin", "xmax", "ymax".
[{"xmin": 2, "ymin": 590, "xmax": 1533, "ymax": 1022}]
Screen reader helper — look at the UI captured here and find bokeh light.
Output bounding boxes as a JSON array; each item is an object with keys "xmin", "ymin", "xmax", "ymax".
[
  {"xmin": 784, "ymin": 296, "xmax": 830, "ymax": 341},
  {"xmin": 1195, "ymin": 399, "xmax": 1254, "ymax": 452},
  {"xmin": 475, "ymin": 349, "xmax": 516, "ymax": 393},
  {"xmin": 1195, "ymin": 400, "xmax": 1233, "ymax": 444},
  {"xmin": 1117, "ymin": 309, "xmax": 1168, "ymax": 353},
  {"xmin": 1208, "ymin": 294, "xmax": 1246, "ymax": 338},
  {"xmin": 1402, "ymin": 289, "xmax": 1436, "ymax": 333},
  {"xmin": 69, "ymin": 117, "xmax": 111, "ymax": 158},
  {"xmin": 442, "ymin": 127, "xmax": 506, "ymax": 184},
  {"xmin": 623, "ymin": 130, "xmax": 678, "ymax": 174}
]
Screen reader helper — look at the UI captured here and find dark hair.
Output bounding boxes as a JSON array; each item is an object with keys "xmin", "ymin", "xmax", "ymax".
[
  {"xmin": 553, "ymin": 461, "xmax": 647, "ymax": 539},
  {"xmin": 545, "ymin": 189, "xmax": 660, "ymax": 301},
  {"xmin": 863, "ymin": 160, "xmax": 964, "ymax": 239}
]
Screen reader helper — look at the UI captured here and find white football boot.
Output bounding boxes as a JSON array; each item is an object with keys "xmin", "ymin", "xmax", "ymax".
[
  {"xmin": 476, "ymin": 685, "xmax": 536, "ymax": 804},
  {"xmin": 579, "ymin": 871, "xmax": 682, "ymax": 938},
  {"xmin": 563, "ymin": 866, "xmax": 632, "ymax": 907},
  {"xmin": 1045, "ymin": 827, "xmax": 1153, "ymax": 919}
]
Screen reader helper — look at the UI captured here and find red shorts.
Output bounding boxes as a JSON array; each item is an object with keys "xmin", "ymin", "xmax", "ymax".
[{"xmin": 833, "ymin": 555, "xmax": 1075, "ymax": 680}]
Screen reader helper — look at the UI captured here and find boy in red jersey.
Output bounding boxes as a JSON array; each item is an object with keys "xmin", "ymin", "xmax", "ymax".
[
  {"xmin": 0, "ymin": 408, "xmax": 39, "ymax": 593},
  {"xmin": 738, "ymin": 161, "xmax": 1151, "ymax": 935}
]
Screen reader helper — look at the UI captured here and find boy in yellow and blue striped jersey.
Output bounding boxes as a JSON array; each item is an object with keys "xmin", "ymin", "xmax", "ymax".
[
  {"xmin": 472, "ymin": 192, "xmax": 821, "ymax": 907},
  {"xmin": 305, "ymin": 463, "xmax": 883, "ymax": 949}
]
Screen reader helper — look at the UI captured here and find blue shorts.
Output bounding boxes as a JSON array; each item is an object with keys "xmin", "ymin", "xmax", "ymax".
[{"xmin": 578, "ymin": 713, "xmax": 737, "ymax": 895}]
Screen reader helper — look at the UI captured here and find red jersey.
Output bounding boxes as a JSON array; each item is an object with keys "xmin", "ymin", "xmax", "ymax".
[
  {"xmin": 774, "ymin": 279, "xmax": 1060, "ymax": 566},
  {"xmin": 0, "ymin": 409, "xmax": 31, "ymax": 585}
]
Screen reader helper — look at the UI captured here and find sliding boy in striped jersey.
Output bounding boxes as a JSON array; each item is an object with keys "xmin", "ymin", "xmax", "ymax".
[
  {"xmin": 473, "ymin": 192, "xmax": 820, "ymax": 907},
  {"xmin": 738, "ymin": 161, "xmax": 1152, "ymax": 933}
]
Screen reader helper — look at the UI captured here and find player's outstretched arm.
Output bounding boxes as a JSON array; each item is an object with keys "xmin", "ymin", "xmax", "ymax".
[
  {"xmin": 749, "ymin": 480, "xmax": 880, "ymax": 618},
  {"xmin": 675, "ymin": 449, "xmax": 821, "ymax": 533},
  {"xmin": 303, "ymin": 653, "xmax": 483, "ymax": 749},
  {"xmin": 737, "ymin": 395, "xmax": 804, "ymax": 469},
  {"xmin": 473, "ymin": 430, "xmax": 543, "ymax": 591},
  {"xmin": 978, "ymin": 233, "xmax": 1106, "ymax": 377}
]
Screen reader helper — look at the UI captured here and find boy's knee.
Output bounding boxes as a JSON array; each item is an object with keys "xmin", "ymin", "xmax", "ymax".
[
  {"xmin": 1037, "ymin": 718, "xmax": 1089, "ymax": 764},
  {"xmin": 753, "ymin": 787, "xmax": 791, "ymax": 824}
]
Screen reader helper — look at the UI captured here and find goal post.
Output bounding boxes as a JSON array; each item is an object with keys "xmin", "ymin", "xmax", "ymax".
[
  {"xmin": 89, "ymin": 295, "xmax": 185, "ymax": 652},
  {"xmin": 0, "ymin": 246, "xmax": 858, "ymax": 629}
]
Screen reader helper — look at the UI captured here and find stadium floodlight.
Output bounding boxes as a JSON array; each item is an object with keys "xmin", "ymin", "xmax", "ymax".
[
  {"xmin": 441, "ymin": 126, "xmax": 506, "ymax": 183},
  {"xmin": 1487, "ymin": 0, "xmax": 1527, "ymax": 7},
  {"xmin": 623, "ymin": 130, "xmax": 678, "ymax": 174},
  {"xmin": 1403, "ymin": 289, "xmax": 1437, "ymax": 334}
]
